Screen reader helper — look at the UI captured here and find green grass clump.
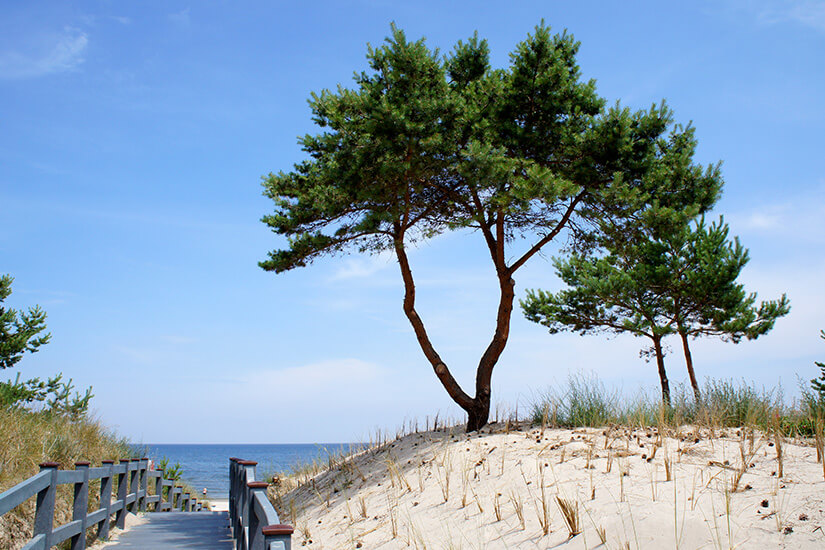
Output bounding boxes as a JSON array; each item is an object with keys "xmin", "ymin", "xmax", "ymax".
[
  {"xmin": 0, "ymin": 407, "xmax": 136, "ymax": 549},
  {"xmin": 530, "ymin": 373, "xmax": 817, "ymax": 434},
  {"xmin": 531, "ymin": 373, "xmax": 626, "ymax": 427}
]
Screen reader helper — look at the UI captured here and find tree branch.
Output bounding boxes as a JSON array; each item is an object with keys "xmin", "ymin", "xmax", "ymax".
[
  {"xmin": 392, "ymin": 226, "xmax": 474, "ymax": 411},
  {"xmin": 509, "ymin": 191, "xmax": 586, "ymax": 273}
]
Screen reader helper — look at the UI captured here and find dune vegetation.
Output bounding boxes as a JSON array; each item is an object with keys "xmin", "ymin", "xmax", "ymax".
[
  {"xmin": 267, "ymin": 375, "xmax": 825, "ymax": 549},
  {"xmin": 0, "ymin": 406, "xmax": 136, "ymax": 549}
]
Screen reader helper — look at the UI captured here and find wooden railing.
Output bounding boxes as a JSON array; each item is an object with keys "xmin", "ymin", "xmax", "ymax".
[
  {"xmin": 0, "ymin": 457, "xmax": 204, "ymax": 550},
  {"xmin": 229, "ymin": 457, "xmax": 293, "ymax": 550}
]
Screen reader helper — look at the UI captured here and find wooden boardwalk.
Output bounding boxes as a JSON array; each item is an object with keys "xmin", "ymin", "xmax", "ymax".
[
  {"xmin": 104, "ymin": 511, "xmax": 233, "ymax": 548},
  {"xmin": 1, "ymin": 458, "xmax": 291, "ymax": 549}
]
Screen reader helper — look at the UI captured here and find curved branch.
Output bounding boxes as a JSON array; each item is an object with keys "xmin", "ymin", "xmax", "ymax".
[{"xmin": 393, "ymin": 227, "xmax": 474, "ymax": 411}]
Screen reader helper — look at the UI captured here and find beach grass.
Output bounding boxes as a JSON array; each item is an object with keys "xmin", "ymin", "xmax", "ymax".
[
  {"xmin": 0, "ymin": 407, "xmax": 137, "ymax": 549},
  {"xmin": 529, "ymin": 373, "xmax": 822, "ymax": 435},
  {"xmin": 266, "ymin": 375, "xmax": 825, "ymax": 549}
]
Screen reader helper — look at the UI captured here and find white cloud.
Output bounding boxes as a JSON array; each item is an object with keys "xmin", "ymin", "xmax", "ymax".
[
  {"xmin": 329, "ymin": 252, "xmax": 395, "ymax": 281},
  {"xmin": 160, "ymin": 334, "xmax": 198, "ymax": 345},
  {"xmin": 78, "ymin": 15, "xmax": 131, "ymax": 26},
  {"xmin": 168, "ymin": 8, "xmax": 191, "ymax": 27},
  {"xmin": 726, "ymin": 189, "xmax": 825, "ymax": 243},
  {"xmin": 740, "ymin": 212, "xmax": 781, "ymax": 230},
  {"xmin": 721, "ymin": 0, "xmax": 825, "ymax": 32},
  {"xmin": 0, "ymin": 27, "xmax": 88, "ymax": 79},
  {"xmin": 241, "ymin": 358, "xmax": 383, "ymax": 395},
  {"xmin": 760, "ymin": 0, "xmax": 825, "ymax": 32}
]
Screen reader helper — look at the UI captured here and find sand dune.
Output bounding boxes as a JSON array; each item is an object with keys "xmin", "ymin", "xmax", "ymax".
[{"xmin": 269, "ymin": 423, "xmax": 825, "ymax": 549}]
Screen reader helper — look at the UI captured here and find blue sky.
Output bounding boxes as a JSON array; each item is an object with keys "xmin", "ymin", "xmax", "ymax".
[{"xmin": 1, "ymin": 1, "xmax": 823, "ymax": 443}]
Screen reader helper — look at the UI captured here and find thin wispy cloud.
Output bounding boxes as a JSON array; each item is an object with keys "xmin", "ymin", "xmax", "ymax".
[
  {"xmin": 0, "ymin": 26, "xmax": 88, "ymax": 79},
  {"xmin": 728, "ymin": 193, "xmax": 825, "ymax": 241},
  {"xmin": 237, "ymin": 359, "xmax": 388, "ymax": 406},
  {"xmin": 78, "ymin": 14, "xmax": 131, "ymax": 26},
  {"xmin": 168, "ymin": 8, "xmax": 191, "ymax": 27},
  {"xmin": 721, "ymin": 0, "xmax": 825, "ymax": 32},
  {"xmin": 160, "ymin": 334, "xmax": 198, "ymax": 345},
  {"xmin": 759, "ymin": 0, "xmax": 825, "ymax": 31},
  {"xmin": 739, "ymin": 211, "xmax": 782, "ymax": 230},
  {"xmin": 329, "ymin": 252, "xmax": 395, "ymax": 281}
]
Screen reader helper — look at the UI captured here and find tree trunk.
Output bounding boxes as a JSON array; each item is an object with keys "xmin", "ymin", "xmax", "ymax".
[
  {"xmin": 679, "ymin": 328, "xmax": 701, "ymax": 403},
  {"xmin": 394, "ymin": 232, "xmax": 517, "ymax": 433},
  {"xmin": 652, "ymin": 335, "xmax": 671, "ymax": 406},
  {"xmin": 467, "ymin": 274, "xmax": 516, "ymax": 432},
  {"xmin": 466, "ymin": 400, "xmax": 490, "ymax": 432}
]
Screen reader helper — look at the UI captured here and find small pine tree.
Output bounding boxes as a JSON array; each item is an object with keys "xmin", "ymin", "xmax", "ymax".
[
  {"xmin": 812, "ymin": 330, "xmax": 825, "ymax": 399},
  {"xmin": 1, "ymin": 274, "xmax": 51, "ymax": 370}
]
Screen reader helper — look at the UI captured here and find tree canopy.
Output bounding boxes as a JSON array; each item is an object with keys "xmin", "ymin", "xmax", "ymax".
[
  {"xmin": 261, "ymin": 23, "xmax": 722, "ymax": 430},
  {"xmin": 521, "ymin": 215, "xmax": 790, "ymax": 404},
  {"xmin": 0, "ymin": 274, "xmax": 51, "ymax": 370}
]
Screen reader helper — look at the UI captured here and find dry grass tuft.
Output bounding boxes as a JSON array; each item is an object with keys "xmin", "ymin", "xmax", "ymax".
[
  {"xmin": 0, "ymin": 407, "xmax": 135, "ymax": 550},
  {"xmin": 556, "ymin": 496, "xmax": 581, "ymax": 537}
]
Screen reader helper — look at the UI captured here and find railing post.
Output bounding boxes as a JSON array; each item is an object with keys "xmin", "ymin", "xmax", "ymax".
[
  {"xmin": 138, "ymin": 458, "xmax": 149, "ymax": 512},
  {"xmin": 229, "ymin": 458, "xmax": 239, "ymax": 547},
  {"xmin": 116, "ymin": 459, "xmax": 129, "ymax": 529},
  {"xmin": 33, "ymin": 462, "xmax": 59, "ymax": 549},
  {"xmin": 98, "ymin": 460, "xmax": 114, "ymax": 540},
  {"xmin": 263, "ymin": 525, "xmax": 294, "ymax": 550},
  {"xmin": 128, "ymin": 458, "xmax": 140, "ymax": 513},
  {"xmin": 240, "ymin": 460, "xmax": 258, "ymax": 550},
  {"xmin": 247, "ymin": 481, "xmax": 268, "ymax": 550},
  {"xmin": 182, "ymin": 492, "xmax": 190, "ymax": 512},
  {"xmin": 154, "ymin": 469, "xmax": 164, "ymax": 512},
  {"xmin": 70, "ymin": 461, "xmax": 91, "ymax": 550}
]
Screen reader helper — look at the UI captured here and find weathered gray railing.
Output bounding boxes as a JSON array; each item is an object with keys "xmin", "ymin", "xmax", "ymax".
[
  {"xmin": 0, "ymin": 457, "xmax": 204, "ymax": 549},
  {"xmin": 229, "ymin": 457, "xmax": 293, "ymax": 550}
]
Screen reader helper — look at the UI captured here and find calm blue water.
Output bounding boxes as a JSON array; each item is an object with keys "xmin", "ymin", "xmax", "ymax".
[{"xmin": 140, "ymin": 444, "xmax": 352, "ymax": 499}]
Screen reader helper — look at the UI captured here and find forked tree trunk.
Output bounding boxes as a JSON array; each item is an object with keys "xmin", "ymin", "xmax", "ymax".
[
  {"xmin": 679, "ymin": 328, "xmax": 701, "ymax": 403},
  {"xmin": 466, "ymin": 400, "xmax": 490, "ymax": 433},
  {"xmin": 394, "ymin": 234, "xmax": 515, "ymax": 432},
  {"xmin": 652, "ymin": 335, "xmax": 671, "ymax": 406}
]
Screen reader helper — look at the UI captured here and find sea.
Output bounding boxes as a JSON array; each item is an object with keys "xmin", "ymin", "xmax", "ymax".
[{"xmin": 139, "ymin": 443, "xmax": 354, "ymax": 500}]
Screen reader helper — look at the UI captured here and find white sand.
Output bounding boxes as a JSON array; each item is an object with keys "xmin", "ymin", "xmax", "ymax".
[
  {"xmin": 269, "ymin": 424, "xmax": 825, "ymax": 548},
  {"xmin": 209, "ymin": 498, "xmax": 229, "ymax": 512}
]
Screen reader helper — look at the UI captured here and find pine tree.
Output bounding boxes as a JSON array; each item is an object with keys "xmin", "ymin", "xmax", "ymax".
[
  {"xmin": 261, "ymin": 24, "xmax": 720, "ymax": 429},
  {"xmin": 812, "ymin": 330, "xmax": 825, "ymax": 399},
  {"xmin": 522, "ymin": 215, "xmax": 789, "ymax": 405},
  {"xmin": 670, "ymin": 218, "xmax": 789, "ymax": 401},
  {"xmin": 0, "ymin": 274, "xmax": 51, "ymax": 370}
]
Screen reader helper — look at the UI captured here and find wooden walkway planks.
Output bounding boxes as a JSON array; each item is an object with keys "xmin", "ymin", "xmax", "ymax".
[{"xmin": 104, "ymin": 511, "xmax": 233, "ymax": 548}]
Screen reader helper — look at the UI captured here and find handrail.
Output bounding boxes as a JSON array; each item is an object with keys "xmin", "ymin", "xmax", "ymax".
[
  {"xmin": 0, "ymin": 457, "xmax": 204, "ymax": 549},
  {"xmin": 229, "ymin": 457, "xmax": 293, "ymax": 550}
]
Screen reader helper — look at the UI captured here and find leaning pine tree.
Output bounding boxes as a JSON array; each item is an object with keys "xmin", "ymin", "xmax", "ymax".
[{"xmin": 260, "ymin": 23, "xmax": 720, "ymax": 430}]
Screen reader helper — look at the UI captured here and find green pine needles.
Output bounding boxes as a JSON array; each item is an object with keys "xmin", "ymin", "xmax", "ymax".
[
  {"xmin": 521, "ymin": 214, "xmax": 790, "ymax": 405},
  {"xmin": 812, "ymin": 330, "xmax": 825, "ymax": 399},
  {"xmin": 261, "ymin": 22, "xmax": 735, "ymax": 430},
  {"xmin": 0, "ymin": 274, "xmax": 50, "ymax": 370}
]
